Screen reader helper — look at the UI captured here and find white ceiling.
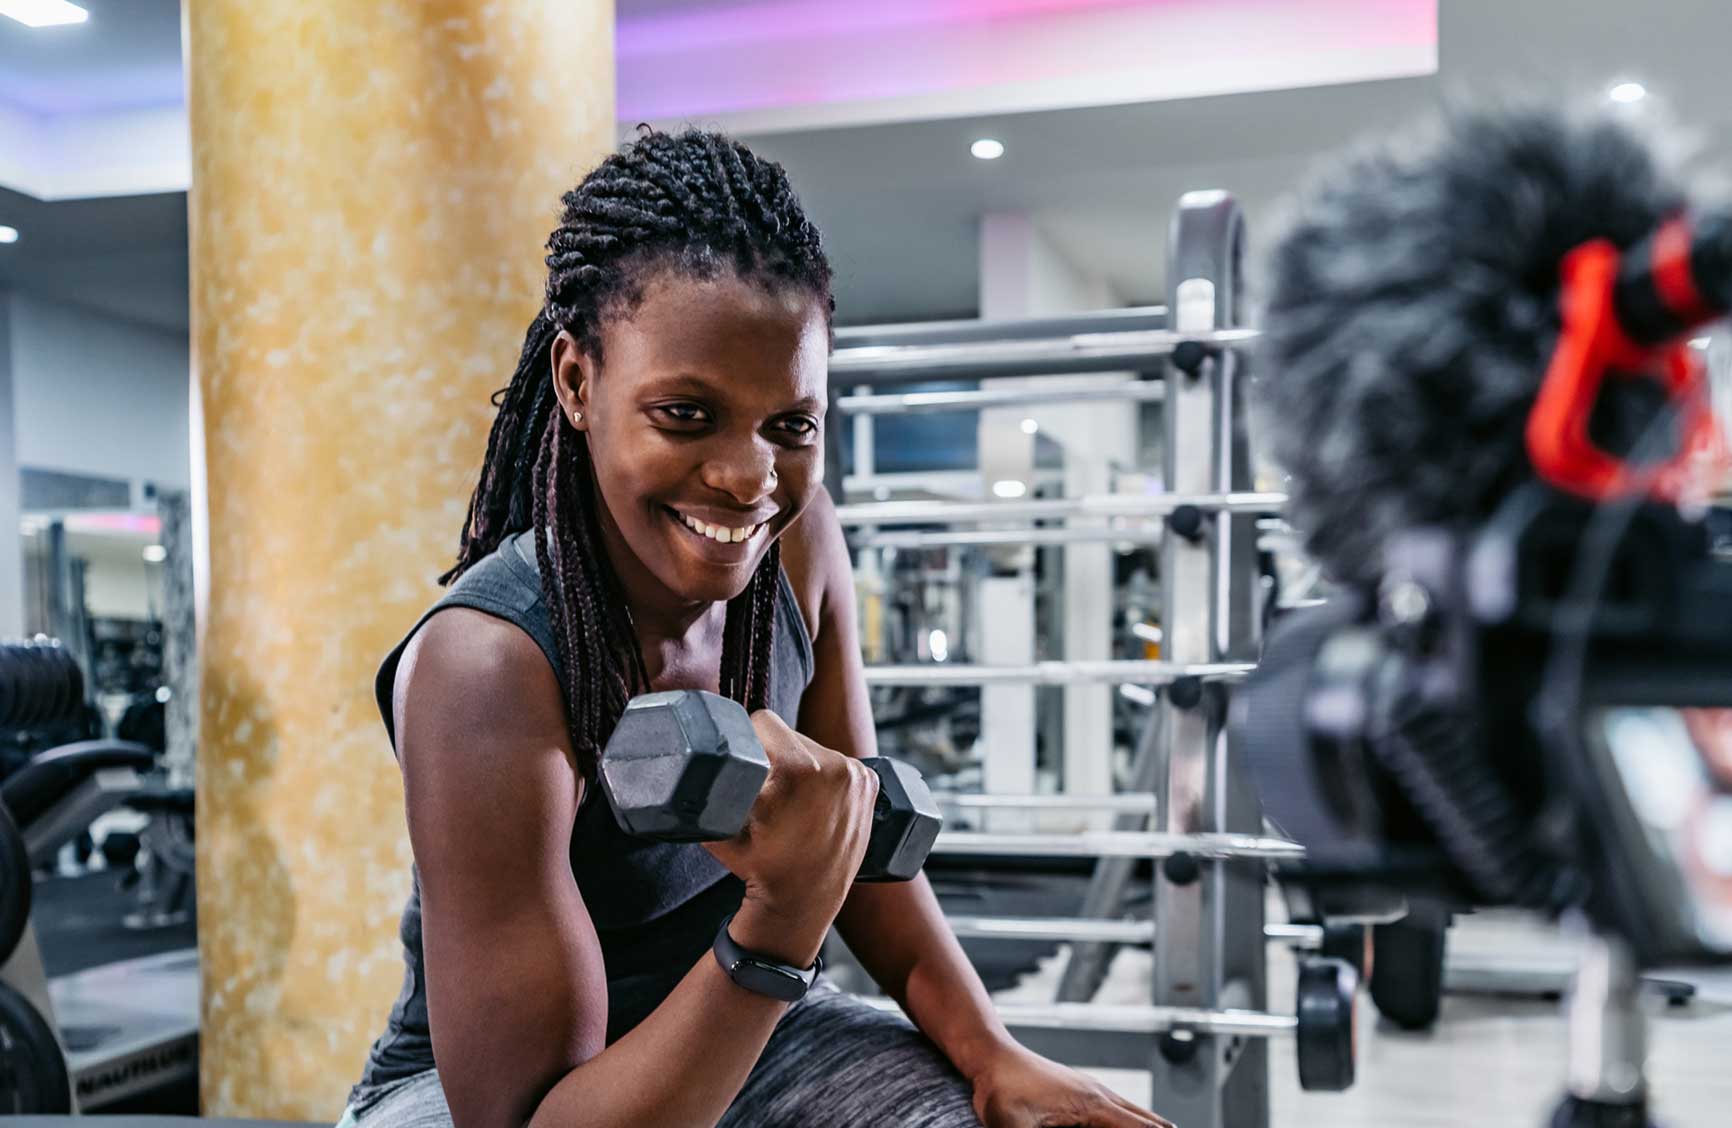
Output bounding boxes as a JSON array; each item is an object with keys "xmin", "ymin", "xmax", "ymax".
[
  {"xmin": 2, "ymin": 0, "xmax": 1731, "ymax": 333},
  {"xmin": 0, "ymin": 0, "xmax": 181, "ymax": 114}
]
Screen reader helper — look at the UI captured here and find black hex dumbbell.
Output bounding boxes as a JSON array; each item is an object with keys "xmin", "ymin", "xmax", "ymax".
[{"xmin": 599, "ymin": 689, "xmax": 943, "ymax": 882}]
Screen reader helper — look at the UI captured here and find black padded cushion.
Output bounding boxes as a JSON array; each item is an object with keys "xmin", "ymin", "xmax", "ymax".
[
  {"xmin": 125, "ymin": 784, "xmax": 195, "ymax": 817},
  {"xmin": 0, "ymin": 741, "xmax": 156, "ymax": 826}
]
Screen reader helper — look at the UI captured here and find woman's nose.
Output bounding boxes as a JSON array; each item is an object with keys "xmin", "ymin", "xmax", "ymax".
[{"xmin": 701, "ymin": 440, "xmax": 779, "ymax": 504}]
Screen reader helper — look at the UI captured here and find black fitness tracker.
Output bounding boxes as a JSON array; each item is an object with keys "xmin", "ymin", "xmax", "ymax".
[{"xmin": 712, "ymin": 912, "xmax": 822, "ymax": 1002}]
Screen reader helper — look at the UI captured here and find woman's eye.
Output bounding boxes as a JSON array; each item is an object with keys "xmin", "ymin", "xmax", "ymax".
[
  {"xmin": 657, "ymin": 403, "xmax": 709, "ymax": 424},
  {"xmin": 778, "ymin": 416, "xmax": 819, "ymax": 438}
]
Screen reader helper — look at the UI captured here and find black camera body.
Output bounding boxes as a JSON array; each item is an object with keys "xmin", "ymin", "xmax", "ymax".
[{"xmin": 1238, "ymin": 485, "xmax": 1732, "ymax": 967}]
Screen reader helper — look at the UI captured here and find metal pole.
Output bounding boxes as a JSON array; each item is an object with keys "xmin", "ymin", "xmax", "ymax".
[
  {"xmin": 1564, "ymin": 933, "xmax": 1647, "ymax": 1106},
  {"xmin": 1153, "ymin": 190, "xmax": 1268, "ymax": 1128}
]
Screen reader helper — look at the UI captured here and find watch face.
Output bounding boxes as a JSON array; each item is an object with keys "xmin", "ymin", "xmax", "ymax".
[{"xmin": 731, "ymin": 958, "xmax": 809, "ymax": 1002}]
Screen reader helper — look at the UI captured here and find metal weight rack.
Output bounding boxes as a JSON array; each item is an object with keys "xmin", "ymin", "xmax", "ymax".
[{"xmin": 830, "ymin": 193, "xmax": 1326, "ymax": 1126}]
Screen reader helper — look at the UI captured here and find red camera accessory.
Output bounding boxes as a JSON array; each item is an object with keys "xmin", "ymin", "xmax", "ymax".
[{"xmin": 1528, "ymin": 216, "xmax": 1728, "ymax": 502}]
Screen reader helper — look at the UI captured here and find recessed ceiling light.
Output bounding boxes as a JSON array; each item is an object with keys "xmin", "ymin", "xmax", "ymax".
[
  {"xmin": 971, "ymin": 138, "xmax": 1005, "ymax": 161},
  {"xmin": 1608, "ymin": 81, "xmax": 1647, "ymax": 104},
  {"xmin": 1020, "ymin": 418, "xmax": 1039, "ymax": 434},
  {"xmin": 143, "ymin": 544, "xmax": 167, "ymax": 563},
  {"xmin": 0, "ymin": 1, "xmax": 88, "ymax": 28},
  {"xmin": 0, "ymin": 226, "xmax": 17, "ymax": 244},
  {"xmin": 992, "ymin": 479, "xmax": 1027, "ymax": 499}
]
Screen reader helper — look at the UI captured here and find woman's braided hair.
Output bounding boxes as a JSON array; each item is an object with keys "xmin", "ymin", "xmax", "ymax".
[{"xmin": 443, "ymin": 128, "xmax": 834, "ymax": 780}]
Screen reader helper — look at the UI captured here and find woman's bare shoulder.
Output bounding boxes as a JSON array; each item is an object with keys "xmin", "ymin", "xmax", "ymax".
[{"xmin": 776, "ymin": 489, "xmax": 848, "ymax": 644}]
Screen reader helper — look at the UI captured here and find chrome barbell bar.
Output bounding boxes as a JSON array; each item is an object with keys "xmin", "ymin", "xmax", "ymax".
[
  {"xmin": 946, "ymin": 916, "xmax": 1153, "ymax": 944},
  {"xmin": 932, "ymin": 830, "xmax": 1305, "ymax": 861},
  {"xmin": 836, "ymin": 381, "xmax": 1167, "ymax": 416},
  {"xmin": 942, "ymin": 916, "xmax": 1326, "ymax": 948},
  {"xmin": 864, "ymin": 660, "xmax": 1255, "ymax": 686},
  {"xmin": 859, "ymin": 997, "xmax": 1297, "ymax": 1038},
  {"xmin": 854, "ymin": 525, "xmax": 1166, "ymax": 550},
  {"xmin": 836, "ymin": 492, "xmax": 1286, "ymax": 527},
  {"xmin": 937, "ymin": 793, "xmax": 1157, "ymax": 813},
  {"xmin": 830, "ymin": 328, "xmax": 1262, "ymax": 383}
]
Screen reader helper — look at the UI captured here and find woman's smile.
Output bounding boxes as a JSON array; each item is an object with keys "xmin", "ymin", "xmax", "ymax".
[{"xmin": 663, "ymin": 504, "xmax": 776, "ymax": 561}]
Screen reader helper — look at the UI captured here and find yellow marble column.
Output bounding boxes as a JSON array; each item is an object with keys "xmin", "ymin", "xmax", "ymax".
[{"xmin": 185, "ymin": 2, "xmax": 613, "ymax": 1116}]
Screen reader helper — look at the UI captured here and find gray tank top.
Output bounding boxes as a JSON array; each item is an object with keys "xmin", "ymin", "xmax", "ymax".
[{"xmin": 354, "ymin": 528, "xmax": 815, "ymax": 1094}]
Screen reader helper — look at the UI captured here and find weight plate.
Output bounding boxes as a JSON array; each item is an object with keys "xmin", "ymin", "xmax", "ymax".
[
  {"xmin": 1296, "ymin": 955, "xmax": 1357, "ymax": 1092},
  {"xmin": 10, "ymin": 646, "xmax": 44, "ymax": 730},
  {"xmin": 0, "ymin": 802, "xmax": 29, "ymax": 966},
  {"xmin": 42, "ymin": 645, "xmax": 77, "ymax": 727},
  {"xmin": 0, "ymin": 646, "xmax": 19, "ymax": 727},
  {"xmin": 0, "ymin": 979, "xmax": 72, "ymax": 1112}
]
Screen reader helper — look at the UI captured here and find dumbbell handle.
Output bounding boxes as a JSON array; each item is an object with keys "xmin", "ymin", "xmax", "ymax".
[
  {"xmin": 661, "ymin": 751, "xmax": 927, "ymax": 882},
  {"xmin": 600, "ymin": 690, "xmax": 939, "ymax": 881}
]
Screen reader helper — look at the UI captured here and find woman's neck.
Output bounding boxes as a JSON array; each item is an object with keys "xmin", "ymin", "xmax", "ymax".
[{"xmin": 591, "ymin": 500, "xmax": 724, "ymax": 684}]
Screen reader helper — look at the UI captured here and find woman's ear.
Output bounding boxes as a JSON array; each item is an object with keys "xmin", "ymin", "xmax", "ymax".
[{"xmin": 550, "ymin": 328, "xmax": 593, "ymax": 431}]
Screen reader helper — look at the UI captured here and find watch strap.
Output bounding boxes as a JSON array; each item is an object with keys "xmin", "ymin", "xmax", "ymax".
[{"xmin": 712, "ymin": 911, "xmax": 822, "ymax": 1002}]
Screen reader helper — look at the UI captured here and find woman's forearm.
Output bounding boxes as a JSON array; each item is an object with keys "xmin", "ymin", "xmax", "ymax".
[
  {"xmin": 528, "ymin": 898, "xmax": 826, "ymax": 1128},
  {"xmin": 835, "ymin": 876, "xmax": 1016, "ymax": 1080}
]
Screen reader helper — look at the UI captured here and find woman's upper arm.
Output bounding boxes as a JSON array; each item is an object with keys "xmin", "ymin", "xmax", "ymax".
[
  {"xmin": 784, "ymin": 490, "xmax": 879, "ymax": 759},
  {"xmin": 393, "ymin": 607, "xmax": 607, "ymax": 1128}
]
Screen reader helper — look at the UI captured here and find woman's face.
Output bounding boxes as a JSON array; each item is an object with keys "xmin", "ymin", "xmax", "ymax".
[{"xmin": 553, "ymin": 269, "xmax": 830, "ymax": 611}]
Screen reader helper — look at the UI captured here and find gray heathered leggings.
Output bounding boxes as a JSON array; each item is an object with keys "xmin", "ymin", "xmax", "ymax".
[{"xmin": 339, "ymin": 981, "xmax": 983, "ymax": 1127}]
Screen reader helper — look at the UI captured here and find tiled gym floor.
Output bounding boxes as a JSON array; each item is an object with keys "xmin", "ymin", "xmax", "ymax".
[{"xmin": 1051, "ymin": 911, "xmax": 1732, "ymax": 1127}]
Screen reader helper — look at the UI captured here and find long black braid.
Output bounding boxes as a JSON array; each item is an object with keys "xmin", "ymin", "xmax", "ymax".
[{"xmin": 444, "ymin": 128, "xmax": 834, "ymax": 779}]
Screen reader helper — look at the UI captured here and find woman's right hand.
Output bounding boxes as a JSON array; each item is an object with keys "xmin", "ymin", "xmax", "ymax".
[{"xmin": 701, "ymin": 709, "xmax": 880, "ymax": 960}]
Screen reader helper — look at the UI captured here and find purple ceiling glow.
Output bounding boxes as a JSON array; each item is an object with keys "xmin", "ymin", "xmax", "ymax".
[
  {"xmin": 0, "ymin": 62, "xmax": 182, "ymax": 115},
  {"xmin": 618, "ymin": 0, "xmax": 1437, "ymax": 124},
  {"xmin": 618, "ymin": 0, "xmax": 1162, "ymax": 56}
]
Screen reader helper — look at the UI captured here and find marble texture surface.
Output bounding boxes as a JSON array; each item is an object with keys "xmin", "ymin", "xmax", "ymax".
[{"xmin": 185, "ymin": 2, "xmax": 614, "ymax": 1115}]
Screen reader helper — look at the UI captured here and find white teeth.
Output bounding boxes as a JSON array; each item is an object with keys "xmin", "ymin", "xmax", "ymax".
[{"xmin": 675, "ymin": 510, "xmax": 761, "ymax": 545}]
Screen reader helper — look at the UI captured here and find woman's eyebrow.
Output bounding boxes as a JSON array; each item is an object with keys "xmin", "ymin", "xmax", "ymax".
[
  {"xmin": 641, "ymin": 374, "xmax": 823, "ymax": 413},
  {"xmin": 639, "ymin": 373, "xmax": 719, "ymax": 397}
]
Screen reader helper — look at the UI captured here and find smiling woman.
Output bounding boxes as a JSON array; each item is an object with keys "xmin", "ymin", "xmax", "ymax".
[
  {"xmin": 344, "ymin": 128, "xmax": 1170, "ymax": 1128},
  {"xmin": 551, "ymin": 270, "xmax": 831, "ymax": 617},
  {"xmin": 436, "ymin": 129, "xmax": 837, "ymax": 756}
]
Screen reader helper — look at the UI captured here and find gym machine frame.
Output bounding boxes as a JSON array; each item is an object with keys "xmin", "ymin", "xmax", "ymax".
[{"xmin": 830, "ymin": 193, "xmax": 1312, "ymax": 1126}]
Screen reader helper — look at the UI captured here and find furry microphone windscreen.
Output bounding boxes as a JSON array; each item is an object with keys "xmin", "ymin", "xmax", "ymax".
[{"xmin": 1256, "ymin": 105, "xmax": 1689, "ymax": 588}]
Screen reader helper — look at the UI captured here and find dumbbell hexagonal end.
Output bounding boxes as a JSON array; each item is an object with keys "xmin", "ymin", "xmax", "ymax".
[
  {"xmin": 856, "ymin": 757, "xmax": 944, "ymax": 882},
  {"xmin": 600, "ymin": 690, "xmax": 769, "ymax": 841}
]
